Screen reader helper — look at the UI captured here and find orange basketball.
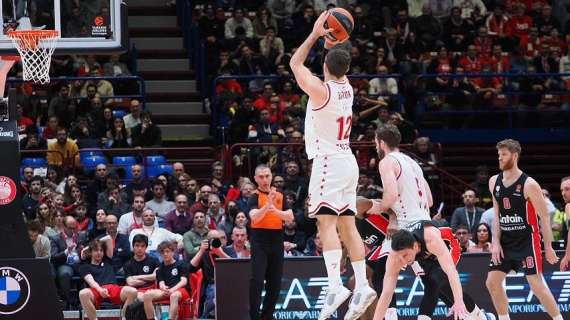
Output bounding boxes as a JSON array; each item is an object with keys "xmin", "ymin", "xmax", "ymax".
[{"xmin": 324, "ymin": 8, "xmax": 354, "ymax": 48}]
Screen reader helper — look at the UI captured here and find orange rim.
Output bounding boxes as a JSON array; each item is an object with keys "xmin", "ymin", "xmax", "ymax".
[{"xmin": 7, "ymin": 30, "xmax": 58, "ymax": 50}]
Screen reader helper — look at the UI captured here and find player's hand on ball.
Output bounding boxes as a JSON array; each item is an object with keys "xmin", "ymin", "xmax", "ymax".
[
  {"xmin": 447, "ymin": 302, "xmax": 469, "ymax": 320},
  {"xmin": 561, "ymin": 255, "xmax": 570, "ymax": 271},
  {"xmin": 311, "ymin": 11, "xmax": 333, "ymax": 38},
  {"xmin": 491, "ymin": 242, "xmax": 503, "ymax": 265},
  {"xmin": 545, "ymin": 246, "xmax": 559, "ymax": 265}
]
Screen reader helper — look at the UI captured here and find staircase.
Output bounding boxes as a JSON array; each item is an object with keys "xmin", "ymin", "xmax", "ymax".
[
  {"xmin": 441, "ymin": 144, "xmax": 570, "ymax": 205},
  {"xmin": 127, "ymin": 0, "xmax": 211, "ymax": 143},
  {"xmin": 127, "ymin": 0, "xmax": 216, "ymax": 180}
]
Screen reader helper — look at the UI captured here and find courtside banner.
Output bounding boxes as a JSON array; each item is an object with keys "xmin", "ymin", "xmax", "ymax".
[{"xmin": 216, "ymin": 255, "xmax": 570, "ymax": 320}]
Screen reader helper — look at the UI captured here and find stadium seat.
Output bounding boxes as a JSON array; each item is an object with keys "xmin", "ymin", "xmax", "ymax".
[
  {"xmin": 147, "ymin": 164, "xmax": 173, "ymax": 179},
  {"xmin": 112, "ymin": 110, "xmax": 127, "ymax": 119},
  {"xmin": 80, "ymin": 150, "xmax": 104, "ymax": 161},
  {"xmin": 83, "ymin": 156, "xmax": 107, "ymax": 174},
  {"xmin": 21, "ymin": 157, "xmax": 47, "ymax": 167},
  {"xmin": 145, "ymin": 155, "xmax": 166, "ymax": 166},
  {"xmin": 112, "ymin": 156, "xmax": 136, "ymax": 166}
]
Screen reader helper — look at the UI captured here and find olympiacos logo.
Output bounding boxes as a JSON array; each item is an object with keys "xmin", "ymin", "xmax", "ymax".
[{"xmin": 0, "ymin": 176, "xmax": 16, "ymax": 205}]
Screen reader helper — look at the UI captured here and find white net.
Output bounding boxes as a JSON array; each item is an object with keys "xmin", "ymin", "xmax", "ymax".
[{"xmin": 8, "ymin": 31, "xmax": 58, "ymax": 84}]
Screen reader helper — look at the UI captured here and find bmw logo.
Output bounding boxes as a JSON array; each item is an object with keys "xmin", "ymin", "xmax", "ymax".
[{"xmin": 0, "ymin": 267, "xmax": 30, "ymax": 315}]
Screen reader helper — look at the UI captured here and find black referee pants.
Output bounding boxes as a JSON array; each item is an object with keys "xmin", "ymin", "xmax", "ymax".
[{"xmin": 249, "ymin": 229, "xmax": 284, "ymax": 320}]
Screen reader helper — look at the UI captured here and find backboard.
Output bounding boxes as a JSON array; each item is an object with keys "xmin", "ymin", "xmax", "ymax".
[{"xmin": 0, "ymin": 0, "xmax": 127, "ymax": 54}]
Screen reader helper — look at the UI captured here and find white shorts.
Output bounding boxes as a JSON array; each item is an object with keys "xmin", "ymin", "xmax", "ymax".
[{"xmin": 307, "ymin": 154, "xmax": 358, "ymax": 217}]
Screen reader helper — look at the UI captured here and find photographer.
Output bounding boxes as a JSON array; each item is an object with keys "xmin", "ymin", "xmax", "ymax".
[{"xmin": 190, "ymin": 230, "xmax": 229, "ymax": 319}]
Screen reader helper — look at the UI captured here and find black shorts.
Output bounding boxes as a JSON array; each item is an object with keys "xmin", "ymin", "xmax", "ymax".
[{"xmin": 489, "ymin": 233, "xmax": 543, "ymax": 275}]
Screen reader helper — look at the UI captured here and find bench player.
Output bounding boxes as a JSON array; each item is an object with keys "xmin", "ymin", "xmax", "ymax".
[
  {"xmin": 289, "ymin": 11, "xmax": 376, "ymax": 320},
  {"xmin": 486, "ymin": 139, "xmax": 562, "ymax": 320}
]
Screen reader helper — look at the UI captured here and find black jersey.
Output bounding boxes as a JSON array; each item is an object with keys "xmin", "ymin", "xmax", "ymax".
[
  {"xmin": 493, "ymin": 172, "xmax": 539, "ymax": 252},
  {"xmin": 407, "ymin": 220, "xmax": 461, "ymax": 266},
  {"xmin": 157, "ymin": 260, "xmax": 190, "ymax": 288},
  {"xmin": 124, "ymin": 255, "xmax": 160, "ymax": 287},
  {"xmin": 79, "ymin": 257, "xmax": 116, "ymax": 286},
  {"xmin": 357, "ymin": 214, "xmax": 389, "ymax": 262}
]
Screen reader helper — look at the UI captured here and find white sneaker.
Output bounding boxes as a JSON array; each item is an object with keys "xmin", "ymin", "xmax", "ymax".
[
  {"xmin": 344, "ymin": 285, "xmax": 377, "ymax": 320},
  {"xmin": 318, "ymin": 286, "xmax": 351, "ymax": 320},
  {"xmin": 386, "ymin": 307, "xmax": 399, "ymax": 320}
]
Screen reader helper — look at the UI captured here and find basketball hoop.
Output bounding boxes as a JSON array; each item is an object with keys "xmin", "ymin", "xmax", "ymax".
[{"xmin": 7, "ymin": 30, "xmax": 58, "ymax": 84}]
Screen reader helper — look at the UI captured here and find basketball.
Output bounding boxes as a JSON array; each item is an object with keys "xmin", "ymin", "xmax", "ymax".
[{"xmin": 324, "ymin": 8, "xmax": 354, "ymax": 48}]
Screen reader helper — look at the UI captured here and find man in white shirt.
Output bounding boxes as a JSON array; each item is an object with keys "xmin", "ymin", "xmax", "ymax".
[
  {"xmin": 118, "ymin": 195, "xmax": 158, "ymax": 235},
  {"xmin": 146, "ymin": 180, "xmax": 175, "ymax": 225},
  {"xmin": 123, "ymin": 99, "xmax": 142, "ymax": 131},
  {"xmin": 129, "ymin": 209, "xmax": 183, "ymax": 258}
]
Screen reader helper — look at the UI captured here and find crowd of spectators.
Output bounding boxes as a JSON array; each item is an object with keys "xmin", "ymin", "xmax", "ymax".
[{"xmin": 198, "ymin": 0, "xmax": 570, "ymax": 138}]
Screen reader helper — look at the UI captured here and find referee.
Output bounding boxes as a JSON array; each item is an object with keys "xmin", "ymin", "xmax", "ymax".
[{"xmin": 248, "ymin": 164, "xmax": 294, "ymax": 320}]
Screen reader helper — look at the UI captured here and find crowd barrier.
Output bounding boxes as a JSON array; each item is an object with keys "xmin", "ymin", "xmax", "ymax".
[{"xmin": 217, "ymin": 254, "xmax": 570, "ymax": 320}]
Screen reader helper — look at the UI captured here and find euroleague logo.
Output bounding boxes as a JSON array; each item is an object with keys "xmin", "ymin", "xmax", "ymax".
[
  {"xmin": 0, "ymin": 267, "xmax": 31, "ymax": 315},
  {"xmin": 94, "ymin": 16, "xmax": 105, "ymax": 26},
  {"xmin": 0, "ymin": 176, "xmax": 16, "ymax": 205}
]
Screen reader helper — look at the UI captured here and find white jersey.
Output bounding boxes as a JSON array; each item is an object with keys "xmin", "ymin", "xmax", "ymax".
[
  {"xmin": 387, "ymin": 151, "xmax": 431, "ymax": 229},
  {"xmin": 305, "ymin": 79, "xmax": 354, "ymax": 160}
]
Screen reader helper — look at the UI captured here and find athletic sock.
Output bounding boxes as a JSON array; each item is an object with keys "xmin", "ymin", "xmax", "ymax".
[
  {"xmin": 498, "ymin": 315, "xmax": 510, "ymax": 320},
  {"xmin": 323, "ymin": 249, "xmax": 343, "ymax": 289},
  {"xmin": 351, "ymin": 260, "xmax": 367, "ymax": 289},
  {"xmin": 417, "ymin": 315, "xmax": 431, "ymax": 320},
  {"xmin": 553, "ymin": 315, "xmax": 564, "ymax": 320}
]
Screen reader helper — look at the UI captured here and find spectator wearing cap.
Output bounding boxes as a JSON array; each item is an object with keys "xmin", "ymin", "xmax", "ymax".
[
  {"xmin": 131, "ymin": 111, "xmax": 162, "ymax": 148},
  {"xmin": 225, "ymin": 8, "xmax": 254, "ymax": 39},
  {"xmin": 123, "ymin": 99, "xmax": 142, "ymax": 131},
  {"xmin": 47, "ymin": 127, "xmax": 80, "ymax": 167},
  {"xmin": 164, "ymin": 194, "xmax": 193, "ymax": 235}
]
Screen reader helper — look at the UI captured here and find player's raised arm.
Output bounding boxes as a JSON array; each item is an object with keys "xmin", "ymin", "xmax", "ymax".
[
  {"xmin": 423, "ymin": 226, "xmax": 468, "ymax": 319},
  {"xmin": 525, "ymin": 177, "xmax": 559, "ymax": 265},
  {"xmin": 289, "ymin": 11, "xmax": 332, "ymax": 104}
]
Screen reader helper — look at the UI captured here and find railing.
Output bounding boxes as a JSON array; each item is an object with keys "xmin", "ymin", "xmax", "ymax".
[
  {"xmin": 417, "ymin": 72, "xmax": 570, "ymax": 128},
  {"xmin": 225, "ymin": 141, "xmax": 472, "ymax": 217},
  {"xmin": 211, "ymin": 74, "xmax": 404, "ymax": 143},
  {"xmin": 7, "ymin": 75, "xmax": 147, "ymax": 108}
]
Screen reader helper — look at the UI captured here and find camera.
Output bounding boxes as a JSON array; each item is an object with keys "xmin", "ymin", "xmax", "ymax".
[{"xmin": 210, "ymin": 238, "xmax": 222, "ymax": 249}]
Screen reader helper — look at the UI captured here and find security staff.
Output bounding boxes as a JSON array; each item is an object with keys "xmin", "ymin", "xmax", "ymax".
[{"xmin": 248, "ymin": 164, "xmax": 294, "ymax": 320}]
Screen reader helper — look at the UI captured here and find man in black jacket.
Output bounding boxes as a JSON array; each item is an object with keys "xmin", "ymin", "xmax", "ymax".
[{"xmin": 131, "ymin": 111, "xmax": 162, "ymax": 148}]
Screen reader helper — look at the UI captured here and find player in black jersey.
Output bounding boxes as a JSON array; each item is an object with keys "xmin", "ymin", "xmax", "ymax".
[
  {"xmin": 124, "ymin": 234, "xmax": 160, "ymax": 299},
  {"xmin": 372, "ymin": 221, "xmax": 469, "ymax": 320},
  {"xmin": 143, "ymin": 241, "xmax": 191, "ymax": 320},
  {"xmin": 486, "ymin": 139, "xmax": 563, "ymax": 320},
  {"xmin": 356, "ymin": 199, "xmax": 488, "ymax": 320}
]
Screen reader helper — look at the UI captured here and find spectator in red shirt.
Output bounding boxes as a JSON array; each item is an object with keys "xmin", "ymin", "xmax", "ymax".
[
  {"xmin": 459, "ymin": 45, "xmax": 482, "ymax": 73},
  {"xmin": 43, "ymin": 115, "xmax": 59, "ymax": 140},
  {"xmin": 474, "ymin": 64, "xmax": 503, "ymax": 106},
  {"xmin": 473, "ymin": 26, "xmax": 493, "ymax": 59},
  {"xmin": 267, "ymin": 93, "xmax": 285, "ymax": 124},
  {"xmin": 487, "ymin": 44, "xmax": 510, "ymax": 73},
  {"xmin": 506, "ymin": 3, "xmax": 533, "ymax": 43},
  {"xmin": 485, "ymin": 6, "xmax": 509, "ymax": 39},
  {"xmin": 279, "ymin": 80, "xmax": 300, "ymax": 107},
  {"xmin": 253, "ymin": 83, "xmax": 274, "ymax": 110},
  {"xmin": 519, "ymin": 26, "xmax": 542, "ymax": 58},
  {"xmin": 17, "ymin": 104, "xmax": 33, "ymax": 134}
]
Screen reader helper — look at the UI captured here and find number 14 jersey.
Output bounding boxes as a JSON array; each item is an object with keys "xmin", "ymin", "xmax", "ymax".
[{"xmin": 305, "ymin": 79, "xmax": 354, "ymax": 160}]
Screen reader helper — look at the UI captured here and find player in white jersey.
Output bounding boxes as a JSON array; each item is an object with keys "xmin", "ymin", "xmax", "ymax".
[
  {"xmin": 368, "ymin": 124, "xmax": 468, "ymax": 320},
  {"xmin": 289, "ymin": 12, "xmax": 376, "ymax": 320}
]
